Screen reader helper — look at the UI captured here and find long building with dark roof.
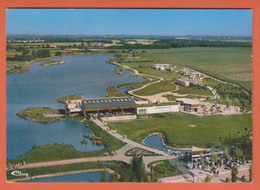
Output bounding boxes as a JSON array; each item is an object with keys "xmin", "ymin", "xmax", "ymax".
[{"xmin": 82, "ymin": 97, "xmax": 138, "ymax": 116}]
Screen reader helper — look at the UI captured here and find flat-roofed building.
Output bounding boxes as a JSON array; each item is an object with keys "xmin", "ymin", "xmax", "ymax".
[
  {"xmin": 152, "ymin": 64, "xmax": 172, "ymax": 71},
  {"xmin": 179, "ymin": 68, "xmax": 190, "ymax": 76},
  {"xmin": 189, "ymin": 72, "xmax": 202, "ymax": 79},
  {"xmin": 176, "ymin": 77, "xmax": 190, "ymax": 86},
  {"xmin": 137, "ymin": 104, "xmax": 180, "ymax": 115},
  {"xmin": 176, "ymin": 77, "xmax": 203, "ymax": 87},
  {"xmin": 176, "ymin": 98, "xmax": 201, "ymax": 113},
  {"xmin": 65, "ymin": 99, "xmax": 83, "ymax": 114},
  {"xmin": 82, "ymin": 97, "xmax": 138, "ymax": 117}
]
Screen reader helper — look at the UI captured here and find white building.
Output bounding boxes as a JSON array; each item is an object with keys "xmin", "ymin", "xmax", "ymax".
[
  {"xmin": 189, "ymin": 72, "xmax": 202, "ymax": 79},
  {"xmin": 179, "ymin": 68, "xmax": 190, "ymax": 76},
  {"xmin": 152, "ymin": 64, "xmax": 172, "ymax": 71},
  {"xmin": 137, "ymin": 104, "xmax": 180, "ymax": 115},
  {"xmin": 65, "ymin": 99, "xmax": 83, "ymax": 114},
  {"xmin": 176, "ymin": 77, "xmax": 190, "ymax": 86},
  {"xmin": 176, "ymin": 98, "xmax": 201, "ymax": 113},
  {"xmin": 176, "ymin": 77, "xmax": 202, "ymax": 87}
]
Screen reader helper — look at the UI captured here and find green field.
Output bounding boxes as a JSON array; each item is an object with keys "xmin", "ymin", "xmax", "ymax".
[
  {"xmin": 145, "ymin": 47, "xmax": 252, "ymax": 83},
  {"xmin": 134, "ymin": 81, "xmax": 177, "ymax": 96},
  {"xmin": 147, "ymin": 160, "xmax": 185, "ymax": 178},
  {"xmin": 110, "ymin": 112, "xmax": 252, "ymax": 148}
]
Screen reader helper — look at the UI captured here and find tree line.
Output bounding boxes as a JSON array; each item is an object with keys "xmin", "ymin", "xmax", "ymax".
[{"xmin": 107, "ymin": 39, "xmax": 251, "ymax": 49}]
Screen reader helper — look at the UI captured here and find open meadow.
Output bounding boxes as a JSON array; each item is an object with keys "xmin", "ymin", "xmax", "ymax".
[
  {"xmin": 145, "ymin": 47, "xmax": 252, "ymax": 89},
  {"xmin": 110, "ymin": 112, "xmax": 252, "ymax": 148}
]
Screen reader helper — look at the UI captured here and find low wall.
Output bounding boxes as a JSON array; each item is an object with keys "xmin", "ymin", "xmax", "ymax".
[{"xmin": 101, "ymin": 115, "xmax": 137, "ymax": 122}]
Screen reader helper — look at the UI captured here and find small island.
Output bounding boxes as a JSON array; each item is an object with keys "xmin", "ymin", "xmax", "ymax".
[
  {"xmin": 57, "ymin": 94, "xmax": 84, "ymax": 103},
  {"xmin": 17, "ymin": 107, "xmax": 80, "ymax": 123},
  {"xmin": 40, "ymin": 60, "xmax": 66, "ymax": 67},
  {"xmin": 106, "ymin": 86, "xmax": 127, "ymax": 98}
]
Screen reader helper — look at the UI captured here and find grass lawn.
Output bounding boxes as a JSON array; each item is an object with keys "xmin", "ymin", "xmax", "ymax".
[
  {"xmin": 57, "ymin": 94, "xmax": 84, "ymax": 103},
  {"xmin": 177, "ymin": 85, "xmax": 212, "ymax": 96},
  {"xmin": 239, "ymin": 81, "xmax": 252, "ymax": 90},
  {"xmin": 162, "ymin": 94, "xmax": 206, "ymax": 101},
  {"xmin": 145, "ymin": 47, "xmax": 252, "ymax": 82},
  {"xmin": 147, "ymin": 160, "xmax": 184, "ymax": 178},
  {"xmin": 17, "ymin": 107, "xmax": 84, "ymax": 123},
  {"xmin": 134, "ymin": 81, "xmax": 177, "ymax": 96},
  {"xmin": 106, "ymin": 86, "xmax": 127, "ymax": 97},
  {"xmin": 110, "ymin": 112, "xmax": 252, "ymax": 148}
]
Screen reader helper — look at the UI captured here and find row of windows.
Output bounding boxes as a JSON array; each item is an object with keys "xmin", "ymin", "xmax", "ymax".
[{"xmin": 84, "ymin": 98, "xmax": 132, "ymax": 104}]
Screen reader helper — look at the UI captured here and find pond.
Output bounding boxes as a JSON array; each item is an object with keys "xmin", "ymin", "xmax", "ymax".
[
  {"xmin": 7, "ymin": 54, "xmax": 146, "ymax": 159},
  {"xmin": 144, "ymin": 135, "xmax": 190, "ymax": 153}
]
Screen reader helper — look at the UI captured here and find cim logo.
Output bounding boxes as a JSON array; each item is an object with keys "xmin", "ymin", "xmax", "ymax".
[{"xmin": 11, "ymin": 170, "xmax": 29, "ymax": 177}]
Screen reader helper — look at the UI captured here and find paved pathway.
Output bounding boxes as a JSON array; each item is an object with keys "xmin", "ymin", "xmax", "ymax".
[
  {"xmin": 159, "ymin": 164, "xmax": 251, "ymax": 183},
  {"xmin": 93, "ymin": 119, "xmax": 171, "ymax": 157}
]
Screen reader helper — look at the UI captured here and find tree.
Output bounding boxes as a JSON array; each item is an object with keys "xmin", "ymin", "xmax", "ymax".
[
  {"xmin": 130, "ymin": 154, "xmax": 148, "ymax": 182},
  {"xmin": 204, "ymin": 175, "xmax": 211, "ymax": 182},
  {"xmin": 199, "ymin": 153, "xmax": 205, "ymax": 165},
  {"xmin": 249, "ymin": 165, "xmax": 252, "ymax": 182},
  {"xmin": 210, "ymin": 150, "xmax": 218, "ymax": 163},
  {"xmin": 100, "ymin": 171, "xmax": 106, "ymax": 182},
  {"xmin": 231, "ymin": 167, "xmax": 238, "ymax": 182},
  {"xmin": 241, "ymin": 175, "xmax": 246, "ymax": 182},
  {"xmin": 234, "ymin": 149, "xmax": 243, "ymax": 160},
  {"xmin": 55, "ymin": 51, "xmax": 63, "ymax": 56}
]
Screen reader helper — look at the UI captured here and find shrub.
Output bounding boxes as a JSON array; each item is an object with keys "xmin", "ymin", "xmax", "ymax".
[
  {"xmin": 241, "ymin": 175, "xmax": 246, "ymax": 182},
  {"xmin": 226, "ymin": 177, "xmax": 230, "ymax": 182},
  {"xmin": 204, "ymin": 175, "xmax": 211, "ymax": 183},
  {"xmin": 231, "ymin": 167, "xmax": 238, "ymax": 182},
  {"xmin": 249, "ymin": 165, "xmax": 252, "ymax": 182}
]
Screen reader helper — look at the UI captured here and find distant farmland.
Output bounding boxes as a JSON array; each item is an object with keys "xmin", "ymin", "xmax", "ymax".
[{"xmin": 145, "ymin": 47, "xmax": 252, "ymax": 89}]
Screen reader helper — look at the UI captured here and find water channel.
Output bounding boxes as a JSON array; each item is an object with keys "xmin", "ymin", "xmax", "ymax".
[{"xmin": 21, "ymin": 171, "xmax": 110, "ymax": 182}]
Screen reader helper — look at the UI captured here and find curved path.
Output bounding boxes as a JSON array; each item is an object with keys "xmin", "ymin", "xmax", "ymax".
[
  {"xmin": 111, "ymin": 61, "xmax": 215, "ymax": 102},
  {"xmin": 93, "ymin": 119, "xmax": 171, "ymax": 157}
]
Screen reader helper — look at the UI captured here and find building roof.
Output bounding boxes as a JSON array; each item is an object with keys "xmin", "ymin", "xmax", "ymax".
[
  {"xmin": 177, "ymin": 77, "xmax": 201, "ymax": 83},
  {"xmin": 179, "ymin": 68, "xmax": 189, "ymax": 72},
  {"xmin": 177, "ymin": 77, "xmax": 189, "ymax": 82},
  {"xmin": 152, "ymin": 64, "xmax": 171, "ymax": 67},
  {"xmin": 83, "ymin": 97, "xmax": 137, "ymax": 111},
  {"xmin": 176, "ymin": 98, "xmax": 200, "ymax": 105}
]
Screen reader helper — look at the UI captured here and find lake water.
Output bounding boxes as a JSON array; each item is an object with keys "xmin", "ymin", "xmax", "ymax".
[
  {"xmin": 7, "ymin": 54, "xmax": 146, "ymax": 159},
  {"xmin": 22, "ymin": 171, "xmax": 110, "ymax": 182},
  {"xmin": 144, "ymin": 135, "xmax": 189, "ymax": 153}
]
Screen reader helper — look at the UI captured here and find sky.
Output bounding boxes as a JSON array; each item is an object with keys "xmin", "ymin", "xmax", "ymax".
[{"xmin": 6, "ymin": 9, "xmax": 252, "ymax": 36}]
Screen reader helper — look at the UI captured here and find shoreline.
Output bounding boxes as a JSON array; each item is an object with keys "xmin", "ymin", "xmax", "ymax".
[
  {"xmin": 6, "ymin": 52, "xmax": 113, "ymax": 75},
  {"xmin": 8, "ymin": 168, "xmax": 116, "ymax": 182},
  {"xmin": 143, "ymin": 132, "xmax": 192, "ymax": 151}
]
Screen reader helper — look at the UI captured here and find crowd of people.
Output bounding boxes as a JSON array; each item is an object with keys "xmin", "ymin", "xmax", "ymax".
[
  {"xmin": 7, "ymin": 161, "xmax": 26, "ymax": 170},
  {"xmin": 191, "ymin": 155, "xmax": 243, "ymax": 176}
]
